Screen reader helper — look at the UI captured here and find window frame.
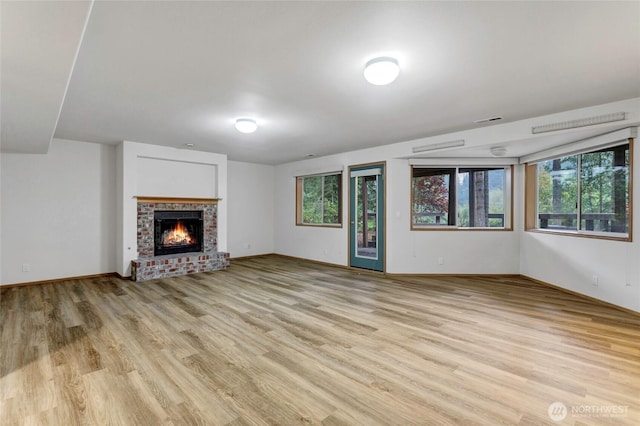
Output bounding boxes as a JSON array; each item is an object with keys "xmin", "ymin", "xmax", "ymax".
[
  {"xmin": 296, "ymin": 172, "xmax": 343, "ymax": 228},
  {"xmin": 411, "ymin": 165, "xmax": 514, "ymax": 231},
  {"xmin": 524, "ymin": 138, "xmax": 633, "ymax": 242}
]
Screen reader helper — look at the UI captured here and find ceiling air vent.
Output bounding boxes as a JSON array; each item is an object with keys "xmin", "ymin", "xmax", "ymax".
[
  {"xmin": 532, "ymin": 112, "xmax": 626, "ymax": 134},
  {"xmin": 474, "ymin": 116, "xmax": 503, "ymax": 124},
  {"xmin": 412, "ymin": 139, "xmax": 465, "ymax": 153}
]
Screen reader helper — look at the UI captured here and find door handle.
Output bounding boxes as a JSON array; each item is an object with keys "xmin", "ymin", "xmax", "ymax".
[{"xmin": 350, "ymin": 221, "xmax": 355, "ymax": 225}]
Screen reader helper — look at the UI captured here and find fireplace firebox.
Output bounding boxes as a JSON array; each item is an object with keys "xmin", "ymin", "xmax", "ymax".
[{"xmin": 154, "ymin": 210, "xmax": 203, "ymax": 256}]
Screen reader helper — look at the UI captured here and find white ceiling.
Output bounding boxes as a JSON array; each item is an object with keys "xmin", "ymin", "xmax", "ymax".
[
  {"xmin": 1, "ymin": 0, "xmax": 92, "ymax": 154},
  {"xmin": 2, "ymin": 1, "xmax": 639, "ymax": 164}
]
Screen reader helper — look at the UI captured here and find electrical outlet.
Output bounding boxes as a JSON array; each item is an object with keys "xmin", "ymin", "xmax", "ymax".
[
  {"xmin": 592, "ymin": 275, "xmax": 599, "ymax": 287},
  {"xmin": 22, "ymin": 263, "xmax": 30, "ymax": 272},
  {"xmin": 438, "ymin": 257, "xmax": 444, "ymax": 265}
]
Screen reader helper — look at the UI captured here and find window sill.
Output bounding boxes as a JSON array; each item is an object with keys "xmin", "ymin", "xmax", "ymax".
[
  {"xmin": 296, "ymin": 223, "xmax": 343, "ymax": 229},
  {"xmin": 411, "ymin": 226, "xmax": 513, "ymax": 232},
  {"xmin": 525, "ymin": 228, "xmax": 631, "ymax": 242}
]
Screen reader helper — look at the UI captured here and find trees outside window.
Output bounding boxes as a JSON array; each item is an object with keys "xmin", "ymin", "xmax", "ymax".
[
  {"xmin": 412, "ymin": 169, "xmax": 454, "ymax": 226},
  {"xmin": 412, "ymin": 166, "xmax": 511, "ymax": 229},
  {"xmin": 534, "ymin": 143, "xmax": 630, "ymax": 236},
  {"xmin": 296, "ymin": 173, "xmax": 342, "ymax": 226},
  {"xmin": 536, "ymin": 156, "xmax": 578, "ymax": 230}
]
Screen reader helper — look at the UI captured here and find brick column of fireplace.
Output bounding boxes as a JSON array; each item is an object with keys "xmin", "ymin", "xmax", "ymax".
[{"xmin": 131, "ymin": 196, "xmax": 229, "ymax": 281}]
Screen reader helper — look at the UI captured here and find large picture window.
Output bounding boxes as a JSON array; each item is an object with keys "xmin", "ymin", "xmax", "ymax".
[
  {"xmin": 526, "ymin": 141, "xmax": 631, "ymax": 238},
  {"xmin": 412, "ymin": 166, "xmax": 512, "ymax": 229},
  {"xmin": 296, "ymin": 172, "xmax": 342, "ymax": 226}
]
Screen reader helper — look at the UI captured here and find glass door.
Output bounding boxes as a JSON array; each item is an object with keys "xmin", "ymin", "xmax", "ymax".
[{"xmin": 349, "ymin": 164, "xmax": 384, "ymax": 271}]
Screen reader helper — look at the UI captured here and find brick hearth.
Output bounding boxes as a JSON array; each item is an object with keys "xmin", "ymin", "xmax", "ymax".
[{"xmin": 131, "ymin": 197, "xmax": 229, "ymax": 281}]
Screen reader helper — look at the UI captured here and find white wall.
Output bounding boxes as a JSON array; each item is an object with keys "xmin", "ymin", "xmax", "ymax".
[
  {"xmin": 0, "ymin": 150, "xmax": 3, "ymax": 283},
  {"xmin": 227, "ymin": 161, "xmax": 275, "ymax": 257},
  {"xmin": 520, "ymin": 141, "xmax": 640, "ymax": 312},
  {"xmin": 274, "ymin": 150, "xmax": 521, "ymax": 274},
  {"xmin": 116, "ymin": 141, "xmax": 227, "ymax": 276},
  {"xmin": 387, "ymin": 160, "xmax": 523, "ymax": 274},
  {"xmin": 1, "ymin": 139, "xmax": 243, "ymax": 283},
  {"xmin": 521, "ymin": 233, "xmax": 640, "ymax": 312},
  {"xmin": 136, "ymin": 157, "xmax": 218, "ymax": 198},
  {"xmin": 1, "ymin": 139, "xmax": 116, "ymax": 285}
]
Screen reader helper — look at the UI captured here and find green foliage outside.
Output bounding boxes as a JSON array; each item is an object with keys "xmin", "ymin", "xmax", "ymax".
[
  {"xmin": 457, "ymin": 169, "xmax": 504, "ymax": 227},
  {"xmin": 412, "ymin": 168, "xmax": 505, "ymax": 227},
  {"xmin": 356, "ymin": 176, "xmax": 378, "ymax": 235},
  {"xmin": 536, "ymin": 147, "xmax": 629, "ymax": 232},
  {"xmin": 537, "ymin": 157, "xmax": 578, "ymax": 215},
  {"xmin": 457, "ymin": 187, "xmax": 504, "ymax": 227},
  {"xmin": 302, "ymin": 174, "xmax": 340, "ymax": 224},
  {"xmin": 580, "ymin": 151, "xmax": 628, "ymax": 215}
]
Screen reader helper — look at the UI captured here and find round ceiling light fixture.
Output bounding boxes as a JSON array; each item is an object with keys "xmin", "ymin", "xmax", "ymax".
[
  {"xmin": 364, "ymin": 57, "xmax": 400, "ymax": 85},
  {"xmin": 235, "ymin": 118, "xmax": 258, "ymax": 133},
  {"xmin": 490, "ymin": 147, "xmax": 508, "ymax": 157}
]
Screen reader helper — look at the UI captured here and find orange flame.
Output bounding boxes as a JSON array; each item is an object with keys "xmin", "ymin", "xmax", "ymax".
[{"xmin": 161, "ymin": 220, "xmax": 196, "ymax": 246}]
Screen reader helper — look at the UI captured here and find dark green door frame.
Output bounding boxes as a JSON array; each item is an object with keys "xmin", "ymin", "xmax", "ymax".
[{"xmin": 349, "ymin": 163, "xmax": 385, "ymax": 272}]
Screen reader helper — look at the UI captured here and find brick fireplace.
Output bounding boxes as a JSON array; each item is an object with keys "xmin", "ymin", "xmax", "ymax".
[{"xmin": 131, "ymin": 197, "xmax": 229, "ymax": 281}]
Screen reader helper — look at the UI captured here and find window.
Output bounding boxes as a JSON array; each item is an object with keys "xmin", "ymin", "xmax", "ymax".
[
  {"xmin": 296, "ymin": 173, "xmax": 342, "ymax": 226},
  {"xmin": 526, "ymin": 141, "xmax": 631, "ymax": 239},
  {"xmin": 412, "ymin": 166, "xmax": 512, "ymax": 229}
]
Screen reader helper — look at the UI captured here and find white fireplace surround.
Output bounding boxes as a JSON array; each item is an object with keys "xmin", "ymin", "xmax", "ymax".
[{"xmin": 116, "ymin": 141, "xmax": 228, "ymax": 277}]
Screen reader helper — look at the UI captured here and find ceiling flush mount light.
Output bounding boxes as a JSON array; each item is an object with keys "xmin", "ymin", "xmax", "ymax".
[
  {"xmin": 235, "ymin": 118, "xmax": 258, "ymax": 133},
  {"xmin": 490, "ymin": 147, "xmax": 507, "ymax": 157},
  {"xmin": 364, "ymin": 57, "xmax": 400, "ymax": 85}
]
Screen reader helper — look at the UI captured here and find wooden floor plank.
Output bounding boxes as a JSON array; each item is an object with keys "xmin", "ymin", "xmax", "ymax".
[{"xmin": 1, "ymin": 254, "xmax": 639, "ymax": 425}]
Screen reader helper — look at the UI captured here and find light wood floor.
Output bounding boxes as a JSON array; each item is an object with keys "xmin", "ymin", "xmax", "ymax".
[{"xmin": 1, "ymin": 255, "xmax": 639, "ymax": 425}]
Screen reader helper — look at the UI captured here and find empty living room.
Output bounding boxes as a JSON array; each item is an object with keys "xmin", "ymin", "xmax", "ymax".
[{"xmin": 1, "ymin": 1, "xmax": 639, "ymax": 425}]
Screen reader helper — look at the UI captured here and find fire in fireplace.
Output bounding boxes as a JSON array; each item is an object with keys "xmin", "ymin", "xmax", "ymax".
[{"xmin": 154, "ymin": 210, "xmax": 203, "ymax": 256}]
